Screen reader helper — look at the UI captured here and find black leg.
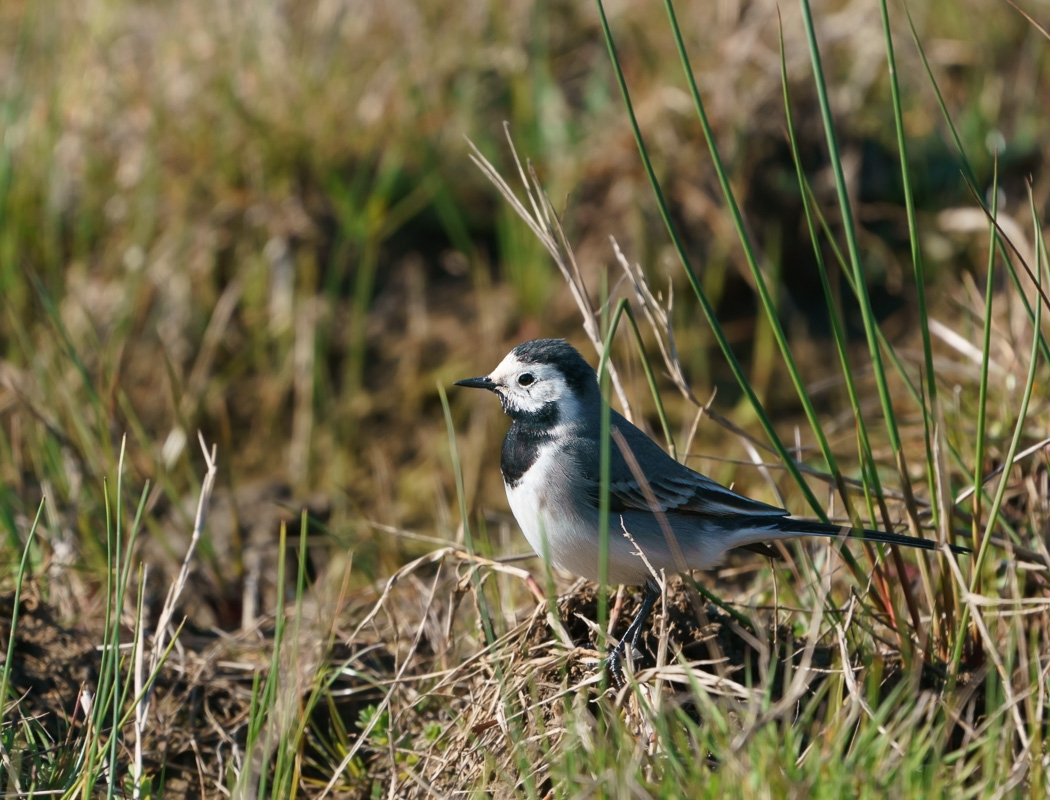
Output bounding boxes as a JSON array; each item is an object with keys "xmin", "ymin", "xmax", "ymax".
[{"xmin": 605, "ymin": 580, "xmax": 660, "ymax": 687}]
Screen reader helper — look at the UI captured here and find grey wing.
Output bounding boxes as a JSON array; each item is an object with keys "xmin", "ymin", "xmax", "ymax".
[{"xmin": 578, "ymin": 411, "xmax": 789, "ymax": 519}]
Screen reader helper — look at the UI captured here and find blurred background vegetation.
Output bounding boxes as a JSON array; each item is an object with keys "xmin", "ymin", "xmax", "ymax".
[{"xmin": 0, "ymin": 0, "xmax": 1046, "ymax": 621}]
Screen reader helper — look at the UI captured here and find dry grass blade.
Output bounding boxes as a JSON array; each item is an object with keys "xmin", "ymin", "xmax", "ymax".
[
  {"xmin": 131, "ymin": 565, "xmax": 149, "ymax": 798},
  {"xmin": 151, "ymin": 433, "xmax": 218, "ymax": 666},
  {"xmin": 467, "ymin": 130, "xmax": 634, "ymax": 421},
  {"xmin": 951, "ymin": 436, "xmax": 1050, "ymax": 507},
  {"xmin": 611, "ymin": 238, "xmax": 696, "ymax": 405}
]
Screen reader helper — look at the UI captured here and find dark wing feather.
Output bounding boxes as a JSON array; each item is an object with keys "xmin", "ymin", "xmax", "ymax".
[
  {"xmin": 575, "ymin": 412, "xmax": 788, "ymax": 519},
  {"xmin": 570, "ymin": 412, "xmax": 972, "ymax": 558}
]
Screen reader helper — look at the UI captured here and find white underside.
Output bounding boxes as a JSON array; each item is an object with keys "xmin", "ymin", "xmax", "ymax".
[{"xmin": 504, "ymin": 441, "xmax": 767, "ymax": 585}]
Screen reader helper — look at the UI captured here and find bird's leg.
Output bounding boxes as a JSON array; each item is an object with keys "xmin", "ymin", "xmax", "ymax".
[{"xmin": 605, "ymin": 580, "xmax": 661, "ymax": 687}]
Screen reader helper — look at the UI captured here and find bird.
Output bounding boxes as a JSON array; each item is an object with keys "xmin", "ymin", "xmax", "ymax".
[{"xmin": 455, "ymin": 338, "xmax": 969, "ymax": 684}]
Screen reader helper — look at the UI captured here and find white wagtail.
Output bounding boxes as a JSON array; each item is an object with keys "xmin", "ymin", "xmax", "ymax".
[{"xmin": 456, "ymin": 339, "xmax": 969, "ymax": 681}]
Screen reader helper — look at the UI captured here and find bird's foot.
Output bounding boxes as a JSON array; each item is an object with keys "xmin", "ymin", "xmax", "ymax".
[
  {"xmin": 604, "ymin": 645, "xmax": 626, "ymax": 688},
  {"xmin": 604, "ymin": 641, "xmax": 645, "ymax": 688},
  {"xmin": 604, "ymin": 583, "xmax": 660, "ymax": 688}
]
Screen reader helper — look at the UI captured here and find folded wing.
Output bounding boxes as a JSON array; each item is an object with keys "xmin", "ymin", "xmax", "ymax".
[{"xmin": 575, "ymin": 413, "xmax": 789, "ymax": 519}]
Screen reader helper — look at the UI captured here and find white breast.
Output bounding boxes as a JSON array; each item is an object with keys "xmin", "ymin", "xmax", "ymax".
[
  {"xmin": 504, "ymin": 442, "xmax": 653, "ymax": 584},
  {"xmin": 504, "ymin": 443, "xmax": 605, "ymax": 579},
  {"xmin": 505, "ymin": 443, "xmax": 563, "ymax": 565}
]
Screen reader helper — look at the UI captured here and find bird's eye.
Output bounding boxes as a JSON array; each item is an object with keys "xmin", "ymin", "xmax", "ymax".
[{"xmin": 517, "ymin": 373, "xmax": 535, "ymax": 387}]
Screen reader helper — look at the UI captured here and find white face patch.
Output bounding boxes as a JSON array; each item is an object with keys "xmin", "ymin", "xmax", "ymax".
[{"xmin": 486, "ymin": 353, "xmax": 584, "ymax": 426}]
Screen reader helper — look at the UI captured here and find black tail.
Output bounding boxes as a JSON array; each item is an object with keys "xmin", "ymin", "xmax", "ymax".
[{"xmin": 771, "ymin": 517, "xmax": 972, "ymax": 555}]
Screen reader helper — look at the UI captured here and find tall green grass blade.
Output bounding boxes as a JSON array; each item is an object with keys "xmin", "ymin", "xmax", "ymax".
[
  {"xmin": 878, "ymin": 0, "xmax": 940, "ymax": 555},
  {"xmin": 904, "ymin": 4, "xmax": 1050, "ymax": 585},
  {"xmin": 270, "ymin": 515, "xmax": 313, "ymax": 797},
  {"xmin": 256, "ymin": 522, "xmax": 290, "ymax": 800},
  {"xmin": 972, "ymin": 159, "xmax": 999, "ymax": 562},
  {"xmin": 801, "ymin": 178, "xmax": 999, "ymax": 538},
  {"xmin": 798, "ymin": 0, "xmax": 906, "ymax": 472},
  {"xmin": 0, "ymin": 499, "xmax": 44, "ymax": 720},
  {"xmin": 902, "ymin": 2, "xmax": 1050, "ymax": 363},
  {"xmin": 778, "ymin": 23, "xmax": 905, "ymax": 630},
  {"xmin": 104, "ymin": 441, "xmax": 125, "ymax": 800},
  {"xmin": 82, "ymin": 472, "xmax": 117, "ymax": 796},
  {"xmin": 873, "ymin": 0, "xmax": 941, "ymax": 652},
  {"xmin": 238, "ymin": 670, "xmax": 265, "ymax": 797},
  {"xmin": 596, "ymin": 275, "xmax": 612, "ymax": 661},
  {"xmin": 879, "ymin": 0, "xmax": 938, "ymax": 414},
  {"xmin": 796, "ymin": 20, "xmax": 953, "ymax": 651},
  {"xmin": 950, "ymin": 213, "xmax": 1043, "ymax": 676},
  {"xmin": 594, "ymin": 0, "xmax": 827, "ymax": 520},
  {"xmin": 659, "ymin": 0, "xmax": 866, "ymax": 523}
]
